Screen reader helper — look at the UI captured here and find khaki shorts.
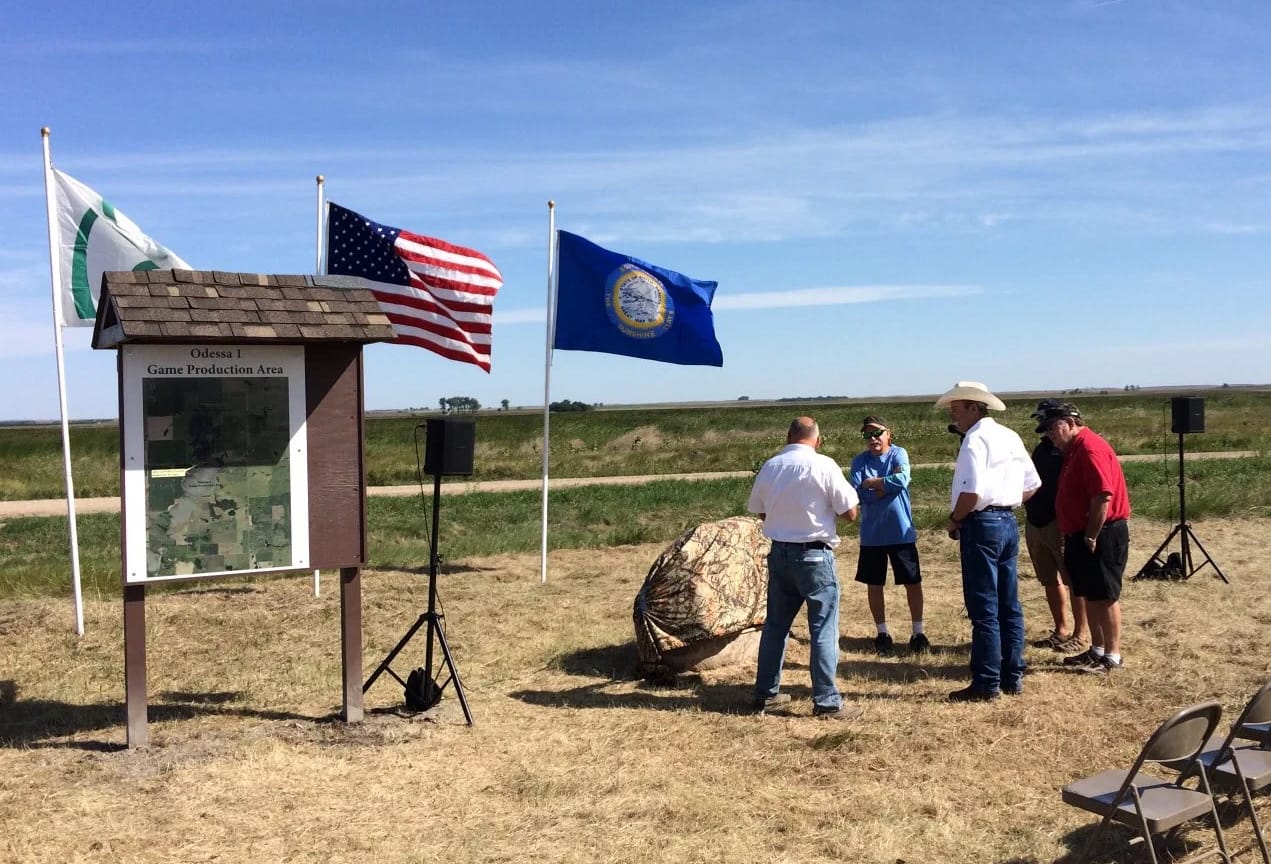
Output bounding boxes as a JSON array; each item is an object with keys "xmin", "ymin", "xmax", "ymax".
[{"xmin": 1025, "ymin": 520, "xmax": 1070, "ymax": 588}]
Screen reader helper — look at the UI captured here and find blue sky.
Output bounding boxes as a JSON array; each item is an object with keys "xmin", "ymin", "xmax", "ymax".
[{"xmin": 3, "ymin": 1, "xmax": 1270, "ymax": 421}]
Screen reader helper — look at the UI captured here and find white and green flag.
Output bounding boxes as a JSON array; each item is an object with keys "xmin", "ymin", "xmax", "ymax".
[{"xmin": 53, "ymin": 168, "xmax": 190, "ymax": 327}]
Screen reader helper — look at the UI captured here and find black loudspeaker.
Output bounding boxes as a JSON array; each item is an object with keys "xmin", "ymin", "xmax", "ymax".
[
  {"xmin": 1170, "ymin": 397, "xmax": 1205, "ymax": 434},
  {"xmin": 424, "ymin": 418, "xmax": 475, "ymax": 476}
]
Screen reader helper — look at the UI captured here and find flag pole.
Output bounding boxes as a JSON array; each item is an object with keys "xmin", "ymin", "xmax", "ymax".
[
  {"xmin": 41, "ymin": 127, "xmax": 85, "ymax": 637},
  {"xmin": 312, "ymin": 174, "xmax": 325, "ymax": 598},
  {"xmin": 539, "ymin": 201, "xmax": 557, "ymax": 584}
]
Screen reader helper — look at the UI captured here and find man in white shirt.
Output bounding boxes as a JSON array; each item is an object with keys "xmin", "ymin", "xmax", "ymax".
[
  {"xmin": 937, "ymin": 382, "xmax": 1041, "ymax": 702},
  {"xmin": 747, "ymin": 417, "xmax": 861, "ymax": 719}
]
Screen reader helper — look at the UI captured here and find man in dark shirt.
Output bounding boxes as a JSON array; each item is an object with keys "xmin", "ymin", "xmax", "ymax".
[{"xmin": 1023, "ymin": 400, "xmax": 1089, "ymax": 653}]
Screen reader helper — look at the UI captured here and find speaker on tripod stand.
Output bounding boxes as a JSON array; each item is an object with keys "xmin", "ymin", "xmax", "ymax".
[
  {"xmin": 362, "ymin": 417, "xmax": 475, "ymax": 724},
  {"xmin": 1134, "ymin": 397, "xmax": 1228, "ymax": 583}
]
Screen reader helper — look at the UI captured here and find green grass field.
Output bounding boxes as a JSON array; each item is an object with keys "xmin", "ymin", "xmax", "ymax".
[
  {"xmin": 4, "ymin": 455, "xmax": 1269, "ymax": 598},
  {"xmin": 4, "ymin": 389, "xmax": 1269, "ymax": 498}
]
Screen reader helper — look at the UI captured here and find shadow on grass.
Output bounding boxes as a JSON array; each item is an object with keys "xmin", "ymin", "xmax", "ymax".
[
  {"xmin": 0, "ymin": 680, "xmax": 314, "ymax": 751},
  {"xmin": 511, "ymin": 640, "xmax": 745, "ymax": 714},
  {"xmin": 510, "ymin": 678, "xmax": 762, "ymax": 715},
  {"xmin": 517, "ymin": 655, "xmax": 964, "ymax": 715},
  {"xmin": 840, "ymin": 633, "xmax": 973, "ymax": 654},
  {"xmin": 510, "ymin": 676, "xmax": 955, "ymax": 716},
  {"xmin": 1052, "ymin": 797, "xmax": 1261, "ymax": 864},
  {"xmin": 1051, "ymin": 821, "xmax": 1176, "ymax": 864},
  {"xmin": 846, "ymin": 657, "xmax": 970, "ymax": 684},
  {"xmin": 839, "ymin": 634, "xmax": 974, "ymax": 685},
  {"xmin": 370, "ymin": 561, "xmax": 492, "ymax": 577},
  {"xmin": 549, "ymin": 641, "xmax": 637, "ymax": 679},
  {"xmin": 517, "ymin": 638, "xmax": 980, "ymax": 713},
  {"xmin": 169, "ymin": 585, "xmax": 260, "ymax": 597}
]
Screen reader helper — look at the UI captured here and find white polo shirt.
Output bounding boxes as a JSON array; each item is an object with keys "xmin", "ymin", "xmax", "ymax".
[
  {"xmin": 950, "ymin": 417, "xmax": 1041, "ymax": 510},
  {"xmin": 747, "ymin": 443, "xmax": 859, "ymax": 546}
]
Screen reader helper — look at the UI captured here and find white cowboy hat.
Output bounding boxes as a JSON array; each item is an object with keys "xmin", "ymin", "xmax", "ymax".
[{"xmin": 934, "ymin": 381, "xmax": 1007, "ymax": 411}]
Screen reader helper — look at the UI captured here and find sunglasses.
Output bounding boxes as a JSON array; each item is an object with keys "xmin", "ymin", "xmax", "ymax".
[{"xmin": 862, "ymin": 428, "xmax": 886, "ymax": 440}]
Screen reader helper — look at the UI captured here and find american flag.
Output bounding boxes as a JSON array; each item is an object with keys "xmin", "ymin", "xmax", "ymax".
[{"xmin": 326, "ymin": 202, "xmax": 503, "ymax": 372}]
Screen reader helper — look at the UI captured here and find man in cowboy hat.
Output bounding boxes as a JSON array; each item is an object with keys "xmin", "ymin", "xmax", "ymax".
[
  {"xmin": 937, "ymin": 381, "xmax": 1041, "ymax": 701},
  {"xmin": 848, "ymin": 415, "xmax": 928, "ymax": 655},
  {"xmin": 1037, "ymin": 401, "xmax": 1131, "ymax": 674},
  {"xmin": 1024, "ymin": 399, "xmax": 1089, "ymax": 653}
]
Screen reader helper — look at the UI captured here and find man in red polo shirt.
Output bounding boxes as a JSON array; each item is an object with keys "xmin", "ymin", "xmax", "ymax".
[{"xmin": 1040, "ymin": 403, "xmax": 1131, "ymax": 673}]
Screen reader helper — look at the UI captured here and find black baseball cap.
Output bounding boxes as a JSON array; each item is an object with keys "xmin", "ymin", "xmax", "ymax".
[{"xmin": 1032, "ymin": 400, "xmax": 1080, "ymax": 433}]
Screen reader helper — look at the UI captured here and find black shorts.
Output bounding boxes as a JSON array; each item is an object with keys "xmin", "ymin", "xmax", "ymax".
[
  {"xmin": 855, "ymin": 543, "xmax": 922, "ymax": 586},
  {"xmin": 1063, "ymin": 520, "xmax": 1129, "ymax": 602}
]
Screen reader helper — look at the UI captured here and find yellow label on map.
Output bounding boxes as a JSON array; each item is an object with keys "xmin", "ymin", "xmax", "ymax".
[{"xmin": 151, "ymin": 468, "xmax": 190, "ymax": 479}]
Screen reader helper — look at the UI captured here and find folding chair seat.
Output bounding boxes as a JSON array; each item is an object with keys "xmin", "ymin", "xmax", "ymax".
[
  {"xmin": 1061, "ymin": 699, "xmax": 1231, "ymax": 864},
  {"xmin": 1196, "ymin": 680, "xmax": 1271, "ymax": 864}
]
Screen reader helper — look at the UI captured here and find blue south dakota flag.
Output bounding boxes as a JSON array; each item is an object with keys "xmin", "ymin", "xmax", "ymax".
[{"xmin": 553, "ymin": 230, "xmax": 723, "ymax": 367}]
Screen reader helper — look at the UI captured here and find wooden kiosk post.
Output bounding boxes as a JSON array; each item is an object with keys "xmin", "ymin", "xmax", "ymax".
[{"xmin": 92, "ymin": 270, "xmax": 396, "ymax": 748}]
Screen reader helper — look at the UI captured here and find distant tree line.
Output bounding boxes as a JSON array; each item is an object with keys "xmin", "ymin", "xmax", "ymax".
[
  {"xmin": 439, "ymin": 396, "xmax": 481, "ymax": 413},
  {"xmin": 434, "ymin": 397, "xmax": 589, "ymax": 413},
  {"xmin": 776, "ymin": 395, "xmax": 849, "ymax": 402},
  {"xmin": 549, "ymin": 399, "xmax": 593, "ymax": 413}
]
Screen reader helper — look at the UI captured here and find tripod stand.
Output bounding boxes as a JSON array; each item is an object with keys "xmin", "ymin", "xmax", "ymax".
[
  {"xmin": 362, "ymin": 468, "xmax": 474, "ymax": 724},
  {"xmin": 1134, "ymin": 431, "xmax": 1228, "ymax": 583}
]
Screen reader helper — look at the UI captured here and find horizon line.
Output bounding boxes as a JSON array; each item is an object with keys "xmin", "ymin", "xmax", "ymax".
[{"xmin": 6, "ymin": 382, "xmax": 1264, "ymax": 426}]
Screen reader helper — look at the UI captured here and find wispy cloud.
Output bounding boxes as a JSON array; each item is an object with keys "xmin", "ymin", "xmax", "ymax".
[
  {"xmin": 4, "ymin": 102, "xmax": 1271, "ymax": 245},
  {"xmin": 497, "ymin": 283, "xmax": 979, "ymax": 325},
  {"xmin": 713, "ymin": 284, "xmax": 981, "ymax": 311},
  {"xmin": 1204, "ymin": 221, "xmax": 1271, "ymax": 235}
]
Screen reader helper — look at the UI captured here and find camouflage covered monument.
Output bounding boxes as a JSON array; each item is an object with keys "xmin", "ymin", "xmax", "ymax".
[{"xmin": 633, "ymin": 516, "xmax": 770, "ymax": 680}]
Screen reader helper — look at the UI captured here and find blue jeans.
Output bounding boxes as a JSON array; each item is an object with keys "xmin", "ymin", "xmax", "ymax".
[
  {"xmin": 755, "ymin": 542, "xmax": 842, "ymax": 711},
  {"xmin": 959, "ymin": 510, "xmax": 1026, "ymax": 693}
]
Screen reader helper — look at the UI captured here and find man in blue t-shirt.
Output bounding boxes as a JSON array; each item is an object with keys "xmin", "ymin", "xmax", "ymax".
[{"xmin": 848, "ymin": 416, "xmax": 928, "ymax": 654}]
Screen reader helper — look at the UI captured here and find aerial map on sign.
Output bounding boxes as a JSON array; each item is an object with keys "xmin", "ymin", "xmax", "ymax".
[{"xmin": 143, "ymin": 377, "xmax": 293, "ymax": 578}]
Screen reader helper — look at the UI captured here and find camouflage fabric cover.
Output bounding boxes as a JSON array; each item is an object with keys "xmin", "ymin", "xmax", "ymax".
[{"xmin": 633, "ymin": 516, "xmax": 770, "ymax": 679}]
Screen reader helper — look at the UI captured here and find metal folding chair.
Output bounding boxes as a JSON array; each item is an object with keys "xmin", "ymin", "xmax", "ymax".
[
  {"xmin": 1062, "ymin": 700, "xmax": 1231, "ymax": 864},
  {"xmin": 1196, "ymin": 680, "xmax": 1271, "ymax": 864}
]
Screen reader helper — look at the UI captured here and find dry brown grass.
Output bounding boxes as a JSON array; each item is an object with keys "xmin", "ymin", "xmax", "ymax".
[{"xmin": 3, "ymin": 518, "xmax": 1270, "ymax": 864}]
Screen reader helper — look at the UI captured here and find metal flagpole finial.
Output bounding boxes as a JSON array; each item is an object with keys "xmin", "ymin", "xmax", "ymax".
[
  {"xmin": 41, "ymin": 126, "xmax": 50, "ymax": 137},
  {"xmin": 547, "ymin": 200, "xmax": 555, "ymax": 209},
  {"xmin": 316, "ymin": 175, "xmax": 324, "ymax": 184}
]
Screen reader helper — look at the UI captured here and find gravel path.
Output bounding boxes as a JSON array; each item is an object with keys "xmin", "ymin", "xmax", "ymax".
[
  {"xmin": 0, "ymin": 470, "xmax": 754, "ymax": 518},
  {"xmin": 0, "ymin": 451, "xmax": 1257, "ymax": 519}
]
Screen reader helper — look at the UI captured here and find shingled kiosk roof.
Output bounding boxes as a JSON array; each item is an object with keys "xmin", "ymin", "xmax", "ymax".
[{"xmin": 91, "ymin": 269, "xmax": 397, "ymax": 349}]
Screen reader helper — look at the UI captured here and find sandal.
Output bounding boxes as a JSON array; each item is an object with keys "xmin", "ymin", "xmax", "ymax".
[
  {"xmin": 1055, "ymin": 635, "xmax": 1088, "ymax": 653},
  {"xmin": 1031, "ymin": 631, "xmax": 1068, "ymax": 649}
]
